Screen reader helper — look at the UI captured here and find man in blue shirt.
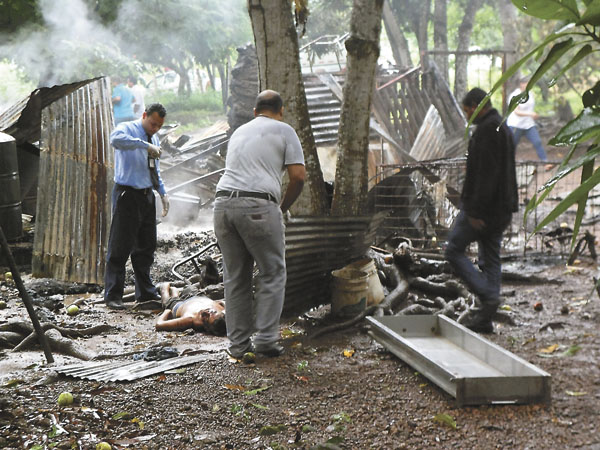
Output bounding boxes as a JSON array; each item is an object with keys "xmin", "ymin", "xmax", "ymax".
[
  {"xmin": 112, "ymin": 77, "xmax": 136, "ymax": 124},
  {"xmin": 104, "ymin": 103, "xmax": 170, "ymax": 310}
]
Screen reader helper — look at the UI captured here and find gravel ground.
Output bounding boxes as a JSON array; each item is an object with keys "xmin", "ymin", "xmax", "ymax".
[{"xmin": 1, "ymin": 227, "xmax": 599, "ymax": 450}]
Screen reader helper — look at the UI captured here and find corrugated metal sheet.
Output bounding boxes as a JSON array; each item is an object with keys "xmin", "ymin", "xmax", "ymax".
[
  {"xmin": 0, "ymin": 78, "xmax": 102, "ymax": 145},
  {"xmin": 32, "ymin": 78, "xmax": 114, "ymax": 284},
  {"xmin": 283, "ymin": 212, "xmax": 388, "ymax": 314},
  {"xmin": 56, "ymin": 353, "xmax": 218, "ymax": 382},
  {"xmin": 409, "ymin": 105, "xmax": 467, "ymax": 162}
]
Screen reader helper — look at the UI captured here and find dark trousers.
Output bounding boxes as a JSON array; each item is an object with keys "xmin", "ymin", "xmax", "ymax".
[
  {"xmin": 104, "ymin": 184, "xmax": 159, "ymax": 303},
  {"xmin": 445, "ymin": 211, "xmax": 509, "ymax": 304}
]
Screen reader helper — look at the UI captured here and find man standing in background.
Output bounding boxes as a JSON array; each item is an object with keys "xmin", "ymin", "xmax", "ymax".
[
  {"xmin": 507, "ymin": 78, "xmax": 548, "ymax": 163},
  {"xmin": 128, "ymin": 76, "xmax": 146, "ymax": 119},
  {"xmin": 104, "ymin": 103, "xmax": 170, "ymax": 310},
  {"xmin": 214, "ymin": 90, "xmax": 305, "ymax": 359},
  {"xmin": 112, "ymin": 76, "xmax": 135, "ymax": 125},
  {"xmin": 445, "ymin": 88, "xmax": 518, "ymax": 333}
]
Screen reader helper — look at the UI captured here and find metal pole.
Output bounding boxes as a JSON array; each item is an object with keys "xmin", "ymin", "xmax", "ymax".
[{"xmin": 0, "ymin": 225, "xmax": 54, "ymax": 363}]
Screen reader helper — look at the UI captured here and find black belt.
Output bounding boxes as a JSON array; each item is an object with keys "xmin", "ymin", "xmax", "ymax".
[
  {"xmin": 216, "ymin": 190, "xmax": 277, "ymax": 203},
  {"xmin": 115, "ymin": 183, "xmax": 153, "ymax": 195}
]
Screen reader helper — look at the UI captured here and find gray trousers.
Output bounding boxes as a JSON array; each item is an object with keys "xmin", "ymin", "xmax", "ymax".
[{"xmin": 213, "ymin": 197, "xmax": 286, "ymax": 355}]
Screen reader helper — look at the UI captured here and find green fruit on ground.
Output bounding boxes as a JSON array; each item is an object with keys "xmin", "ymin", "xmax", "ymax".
[
  {"xmin": 241, "ymin": 352, "xmax": 256, "ymax": 364},
  {"xmin": 96, "ymin": 442, "xmax": 112, "ymax": 450},
  {"xmin": 57, "ymin": 392, "xmax": 74, "ymax": 406},
  {"xmin": 0, "ymin": 300, "xmax": 6, "ymax": 309},
  {"xmin": 66, "ymin": 305, "xmax": 80, "ymax": 316}
]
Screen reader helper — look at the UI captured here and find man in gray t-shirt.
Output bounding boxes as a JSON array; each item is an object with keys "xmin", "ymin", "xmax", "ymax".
[{"xmin": 214, "ymin": 90, "xmax": 305, "ymax": 359}]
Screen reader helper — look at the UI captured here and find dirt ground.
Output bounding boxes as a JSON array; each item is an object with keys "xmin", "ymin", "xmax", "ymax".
[
  {"xmin": 1, "ymin": 222, "xmax": 599, "ymax": 450},
  {"xmin": 1, "ymin": 119, "xmax": 599, "ymax": 449}
]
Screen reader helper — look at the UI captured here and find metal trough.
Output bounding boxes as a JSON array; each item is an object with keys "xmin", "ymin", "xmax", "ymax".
[{"xmin": 367, "ymin": 315, "xmax": 551, "ymax": 406}]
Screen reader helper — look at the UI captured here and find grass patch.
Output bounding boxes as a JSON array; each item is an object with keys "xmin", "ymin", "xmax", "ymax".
[{"xmin": 148, "ymin": 89, "xmax": 225, "ymax": 133}]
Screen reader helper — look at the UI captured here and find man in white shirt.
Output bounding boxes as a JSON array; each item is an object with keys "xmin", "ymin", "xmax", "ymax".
[
  {"xmin": 128, "ymin": 76, "xmax": 146, "ymax": 119},
  {"xmin": 213, "ymin": 90, "xmax": 305, "ymax": 359},
  {"xmin": 506, "ymin": 78, "xmax": 548, "ymax": 162}
]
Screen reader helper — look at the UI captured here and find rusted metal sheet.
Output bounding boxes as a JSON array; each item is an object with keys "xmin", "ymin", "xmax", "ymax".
[
  {"xmin": 0, "ymin": 78, "xmax": 102, "ymax": 145},
  {"xmin": 56, "ymin": 353, "xmax": 219, "ymax": 382},
  {"xmin": 283, "ymin": 212, "xmax": 388, "ymax": 314},
  {"xmin": 32, "ymin": 78, "xmax": 114, "ymax": 284}
]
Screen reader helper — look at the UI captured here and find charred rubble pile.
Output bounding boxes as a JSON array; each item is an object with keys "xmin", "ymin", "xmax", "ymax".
[{"xmin": 311, "ymin": 243, "xmax": 526, "ymax": 338}]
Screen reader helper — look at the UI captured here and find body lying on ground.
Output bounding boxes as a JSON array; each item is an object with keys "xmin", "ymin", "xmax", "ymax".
[{"xmin": 155, "ymin": 283, "xmax": 226, "ymax": 335}]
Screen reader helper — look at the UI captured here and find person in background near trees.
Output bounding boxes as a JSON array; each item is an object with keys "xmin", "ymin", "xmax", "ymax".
[
  {"xmin": 128, "ymin": 76, "xmax": 146, "ymax": 119},
  {"xmin": 213, "ymin": 90, "xmax": 305, "ymax": 359},
  {"xmin": 104, "ymin": 103, "xmax": 171, "ymax": 310},
  {"xmin": 507, "ymin": 78, "xmax": 548, "ymax": 163},
  {"xmin": 445, "ymin": 88, "xmax": 518, "ymax": 333},
  {"xmin": 111, "ymin": 76, "xmax": 136, "ymax": 124}
]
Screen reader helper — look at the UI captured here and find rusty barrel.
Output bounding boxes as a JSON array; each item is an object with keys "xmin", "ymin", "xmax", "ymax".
[{"xmin": 0, "ymin": 132, "xmax": 23, "ymax": 240}]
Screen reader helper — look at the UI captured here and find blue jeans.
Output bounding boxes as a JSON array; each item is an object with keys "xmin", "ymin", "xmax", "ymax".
[
  {"xmin": 445, "ymin": 211, "xmax": 507, "ymax": 304},
  {"xmin": 510, "ymin": 126, "xmax": 547, "ymax": 161}
]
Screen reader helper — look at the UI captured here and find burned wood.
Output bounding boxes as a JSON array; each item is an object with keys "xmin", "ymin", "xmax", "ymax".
[
  {"xmin": 409, "ymin": 276, "xmax": 469, "ymax": 298},
  {"xmin": 14, "ymin": 329, "xmax": 94, "ymax": 360}
]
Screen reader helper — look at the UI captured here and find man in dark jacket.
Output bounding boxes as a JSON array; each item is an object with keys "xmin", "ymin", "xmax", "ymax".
[{"xmin": 445, "ymin": 88, "xmax": 518, "ymax": 333}]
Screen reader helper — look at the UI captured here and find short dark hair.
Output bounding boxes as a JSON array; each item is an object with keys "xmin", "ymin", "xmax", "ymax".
[
  {"xmin": 145, "ymin": 103, "xmax": 166, "ymax": 118},
  {"xmin": 128, "ymin": 75, "xmax": 138, "ymax": 84},
  {"xmin": 255, "ymin": 90, "xmax": 283, "ymax": 114},
  {"xmin": 462, "ymin": 88, "xmax": 491, "ymax": 109}
]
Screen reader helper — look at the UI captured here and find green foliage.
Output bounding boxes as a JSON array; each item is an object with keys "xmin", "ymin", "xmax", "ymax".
[
  {"xmin": 151, "ymin": 89, "xmax": 224, "ymax": 133},
  {"xmin": 479, "ymin": 0, "xmax": 600, "ymax": 248}
]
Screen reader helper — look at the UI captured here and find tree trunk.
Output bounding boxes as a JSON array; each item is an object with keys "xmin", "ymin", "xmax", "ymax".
[
  {"xmin": 217, "ymin": 61, "xmax": 229, "ymax": 112},
  {"xmin": 454, "ymin": 0, "xmax": 483, "ymax": 100},
  {"xmin": 247, "ymin": 0, "xmax": 327, "ymax": 215},
  {"xmin": 433, "ymin": 0, "xmax": 448, "ymax": 81},
  {"xmin": 417, "ymin": 0, "xmax": 431, "ymax": 68},
  {"xmin": 206, "ymin": 64, "xmax": 216, "ymax": 91},
  {"xmin": 331, "ymin": 0, "xmax": 384, "ymax": 216},
  {"xmin": 382, "ymin": 0, "xmax": 412, "ymax": 68},
  {"xmin": 497, "ymin": 0, "xmax": 519, "ymax": 113}
]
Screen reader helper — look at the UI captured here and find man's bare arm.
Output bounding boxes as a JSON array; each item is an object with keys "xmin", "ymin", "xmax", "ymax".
[
  {"xmin": 280, "ymin": 164, "xmax": 305, "ymax": 213},
  {"xmin": 155, "ymin": 310, "xmax": 194, "ymax": 331}
]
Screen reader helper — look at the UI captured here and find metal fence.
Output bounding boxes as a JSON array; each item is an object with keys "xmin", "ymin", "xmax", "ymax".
[{"xmin": 370, "ymin": 159, "xmax": 599, "ymax": 257}]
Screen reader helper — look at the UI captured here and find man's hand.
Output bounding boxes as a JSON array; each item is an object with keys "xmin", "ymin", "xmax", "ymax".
[
  {"xmin": 148, "ymin": 143, "xmax": 162, "ymax": 159},
  {"xmin": 468, "ymin": 216, "xmax": 485, "ymax": 231},
  {"xmin": 161, "ymin": 195, "xmax": 170, "ymax": 217}
]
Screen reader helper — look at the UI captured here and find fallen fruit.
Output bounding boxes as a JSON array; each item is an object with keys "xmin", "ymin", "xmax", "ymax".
[
  {"xmin": 66, "ymin": 305, "xmax": 80, "ymax": 316},
  {"xmin": 533, "ymin": 302, "xmax": 543, "ymax": 311},
  {"xmin": 57, "ymin": 392, "xmax": 74, "ymax": 406},
  {"xmin": 96, "ymin": 442, "xmax": 112, "ymax": 450},
  {"xmin": 5, "ymin": 272, "xmax": 12, "ymax": 280},
  {"xmin": 0, "ymin": 300, "xmax": 6, "ymax": 309}
]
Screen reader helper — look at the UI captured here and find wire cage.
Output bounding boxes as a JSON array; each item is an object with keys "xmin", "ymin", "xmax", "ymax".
[{"xmin": 370, "ymin": 159, "xmax": 600, "ymax": 259}]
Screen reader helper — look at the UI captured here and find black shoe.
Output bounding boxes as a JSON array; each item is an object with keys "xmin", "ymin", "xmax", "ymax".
[
  {"xmin": 106, "ymin": 299, "xmax": 126, "ymax": 310},
  {"xmin": 255, "ymin": 343, "xmax": 284, "ymax": 357},
  {"xmin": 227, "ymin": 343, "xmax": 255, "ymax": 360},
  {"xmin": 466, "ymin": 321, "xmax": 494, "ymax": 334}
]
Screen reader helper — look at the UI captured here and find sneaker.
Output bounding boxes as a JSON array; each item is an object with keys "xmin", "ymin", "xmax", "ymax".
[{"xmin": 254, "ymin": 343, "xmax": 284, "ymax": 357}]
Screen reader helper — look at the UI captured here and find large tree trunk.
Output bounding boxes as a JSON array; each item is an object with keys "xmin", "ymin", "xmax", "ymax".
[
  {"xmin": 331, "ymin": 0, "xmax": 384, "ymax": 216},
  {"xmin": 433, "ymin": 0, "xmax": 448, "ymax": 81},
  {"xmin": 497, "ymin": 0, "xmax": 520, "ymax": 113},
  {"xmin": 247, "ymin": 0, "xmax": 327, "ymax": 215},
  {"xmin": 417, "ymin": 0, "xmax": 431, "ymax": 68},
  {"xmin": 454, "ymin": 0, "xmax": 484, "ymax": 100},
  {"xmin": 382, "ymin": 0, "xmax": 412, "ymax": 68}
]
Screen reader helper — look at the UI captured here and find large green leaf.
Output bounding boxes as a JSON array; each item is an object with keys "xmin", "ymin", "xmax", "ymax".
[
  {"xmin": 530, "ymin": 165, "xmax": 600, "ymax": 237},
  {"xmin": 466, "ymin": 31, "xmax": 583, "ymax": 131},
  {"xmin": 571, "ymin": 154, "xmax": 595, "ymax": 248},
  {"xmin": 582, "ymin": 80, "xmax": 600, "ymax": 109},
  {"xmin": 579, "ymin": 1, "xmax": 600, "ymax": 25},
  {"xmin": 511, "ymin": 0, "xmax": 580, "ymax": 22},
  {"xmin": 523, "ymin": 144, "xmax": 580, "ymax": 227},
  {"xmin": 549, "ymin": 108, "xmax": 600, "ymax": 145},
  {"xmin": 549, "ymin": 44, "xmax": 594, "ymax": 87}
]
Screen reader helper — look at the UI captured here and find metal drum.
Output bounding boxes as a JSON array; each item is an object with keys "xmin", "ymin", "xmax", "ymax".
[{"xmin": 0, "ymin": 132, "xmax": 23, "ymax": 240}]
